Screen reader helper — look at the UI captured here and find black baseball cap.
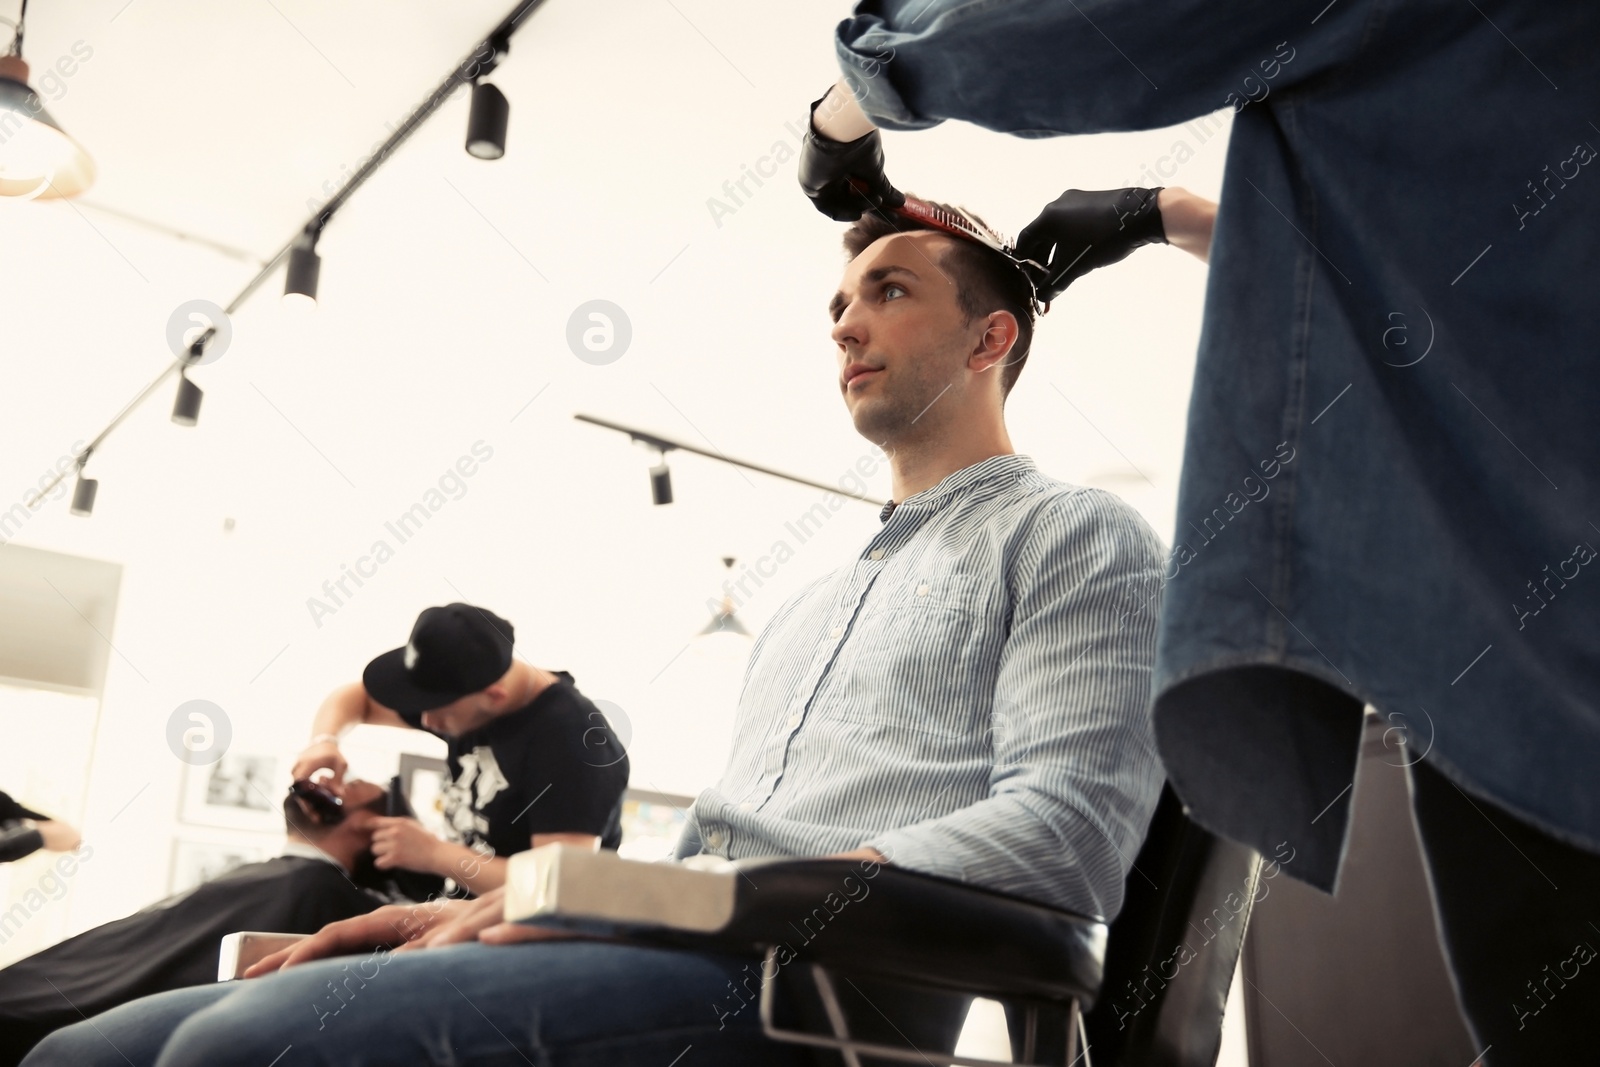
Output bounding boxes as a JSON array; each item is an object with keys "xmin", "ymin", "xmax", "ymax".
[{"xmin": 362, "ymin": 603, "xmax": 515, "ymax": 723}]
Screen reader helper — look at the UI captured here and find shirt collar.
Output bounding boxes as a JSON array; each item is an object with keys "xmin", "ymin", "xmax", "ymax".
[
  {"xmin": 879, "ymin": 453, "xmax": 1036, "ymax": 523},
  {"xmin": 281, "ymin": 841, "xmax": 348, "ymax": 874}
]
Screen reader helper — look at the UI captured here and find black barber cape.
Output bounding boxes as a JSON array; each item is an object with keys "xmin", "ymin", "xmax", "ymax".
[{"xmin": 0, "ymin": 853, "xmax": 383, "ymax": 1066}]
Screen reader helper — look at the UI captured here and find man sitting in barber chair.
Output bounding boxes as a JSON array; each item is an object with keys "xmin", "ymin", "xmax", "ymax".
[
  {"xmin": 23, "ymin": 192, "xmax": 1175, "ymax": 1066},
  {"xmin": 0, "ymin": 779, "xmax": 418, "ymax": 1065}
]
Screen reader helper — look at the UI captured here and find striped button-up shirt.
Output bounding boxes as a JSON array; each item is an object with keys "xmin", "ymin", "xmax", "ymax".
[{"xmin": 676, "ymin": 453, "xmax": 1166, "ymax": 919}]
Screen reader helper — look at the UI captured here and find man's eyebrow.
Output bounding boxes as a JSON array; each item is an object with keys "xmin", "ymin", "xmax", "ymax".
[{"xmin": 829, "ymin": 265, "xmax": 921, "ymax": 320}]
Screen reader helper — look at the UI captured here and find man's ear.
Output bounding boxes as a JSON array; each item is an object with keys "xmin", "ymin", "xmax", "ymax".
[
  {"xmin": 968, "ymin": 311, "xmax": 1020, "ymax": 376},
  {"xmin": 285, "ymin": 796, "xmax": 321, "ymax": 841}
]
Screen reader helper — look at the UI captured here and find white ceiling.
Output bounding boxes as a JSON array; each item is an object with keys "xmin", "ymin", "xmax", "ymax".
[{"xmin": 0, "ymin": 0, "xmax": 1229, "ymax": 792}]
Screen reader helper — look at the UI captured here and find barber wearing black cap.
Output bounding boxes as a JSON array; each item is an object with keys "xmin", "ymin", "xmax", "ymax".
[{"xmin": 289, "ymin": 603, "xmax": 629, "ymax": 897}]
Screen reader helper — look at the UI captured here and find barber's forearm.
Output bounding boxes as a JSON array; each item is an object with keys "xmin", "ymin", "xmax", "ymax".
[
  {"xmin": 309, "ymin": 682, "xmax": 369, "ymax": 740},
  {"xmin": 1158, "ymin": 187, "xmax": 1216, "ymax": 262},
  {"xmin": 812, "ymin": 78, "xmax": 878, "ymax": 142},
  {"xmin": 432, "ymin": 841, "xmax": 507, "ymax": 895}
]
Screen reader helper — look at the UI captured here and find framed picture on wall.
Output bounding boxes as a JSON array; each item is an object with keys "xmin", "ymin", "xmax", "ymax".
[
  {"xmin": 168, "ymin": 830, "xmax": 277, "ymax": 895},
  {"xmin": 398, "ymin": 753, "xmax": 450, "ymax": 839},
  {"xmin": 179, "ymin": 753, "xmax": 285, "ymax": 832}
]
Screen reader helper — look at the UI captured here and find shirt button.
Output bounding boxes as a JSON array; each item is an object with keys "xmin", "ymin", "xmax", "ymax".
[
  {"xmin": 787, "ymin": 713, "xmax": 802, "ymax": 729},
  {"xmin": 706, "ymin": 827, "xmax": 726, "ymax": 848},
  {"xmin": 830, "ymin": 626, "xmax": 843, "ymax": 638},
  {"xmin": 916, "ymin": 583, "xmax": 930, "ymax": 596},
  {"xmin": 869, "ymin": 549, "xmax": 885, "ymax": 560},
  {"xmin": 737, "ymin": 802, "xmax": 753, "ymax": 813}
]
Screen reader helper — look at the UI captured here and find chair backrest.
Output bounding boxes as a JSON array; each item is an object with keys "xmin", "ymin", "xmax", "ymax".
[{"xmin": 1080, "ymin": 783, "xmax": 1261, "ymax": 1067}]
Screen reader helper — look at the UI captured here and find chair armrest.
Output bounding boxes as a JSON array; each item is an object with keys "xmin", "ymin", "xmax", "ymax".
[
  {"xmin": 506, "ymin": 846, "xmax": 1106, "ymax": 1006},
  {"xmin": 217, "ymin": 931, "xmax": 309, "ymax": 980}
]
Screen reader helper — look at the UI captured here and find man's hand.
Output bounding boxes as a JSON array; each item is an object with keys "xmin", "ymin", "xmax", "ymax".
[
  {"xmin": 799, "ymin": 86, "xmax": 904, "ymax": 222},
  {"xmin": 371, "ymin": 817, "xmax": 445, "ymax": 874},
  {"xmin": 387, "ymin": 885, "xmax": 578, "ymax": 951},
  {"xmin": 290, "ymin": 741, "xmax": 346, "ymax": 785},
  {"xmin": 829, "ymin": 846, "xmax": 888, "ymax": 864},
  {"xmin": 243, "ymin": 900, "xmax": 469, "ymax": 977},
  {"xmin": 1015, "ymin": 188, "xmax": 1168, "ymax": 302},
  {"xmin": 36, "ymin": 820, "xmax": 82, "ymax": 852}
]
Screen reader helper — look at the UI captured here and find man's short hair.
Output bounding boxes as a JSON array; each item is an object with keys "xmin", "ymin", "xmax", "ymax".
[
  {"xmin": 841, "ymin": 199, "xmax": 1037, "ymax": 398},
  {"xmin": 283, "ymin": 795, "xmax": 336, "ymax": 841}
]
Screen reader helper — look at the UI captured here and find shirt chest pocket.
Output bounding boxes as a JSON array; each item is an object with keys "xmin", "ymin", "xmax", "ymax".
[
  {"xmin": 858, "ymin": 571, "xmax": 998, "ymax": 627},
  {"xmin": 830, "ymin": 573, "xmax": 1006, "ymax": 737}
]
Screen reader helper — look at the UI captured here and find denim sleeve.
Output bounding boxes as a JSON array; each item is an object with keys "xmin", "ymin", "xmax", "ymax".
[
  {"xmin": 868, "ymin": 489, "xmax": 1167, "ymax": 920},
  {"xmin": 834, "ymin": 0, "xmax": 1372, "ymax": 135}
]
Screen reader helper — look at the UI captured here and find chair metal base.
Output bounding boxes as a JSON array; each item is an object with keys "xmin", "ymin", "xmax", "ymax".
[{"xmin": 756, "ymin": 947, "xmax": 1081, "ymax": 1067}]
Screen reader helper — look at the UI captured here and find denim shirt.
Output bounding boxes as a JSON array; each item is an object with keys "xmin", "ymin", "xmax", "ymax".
[
  {"xmin": 677, "ymin": 454, "xmax": 1167, "ymax": 920},
  {"xmin": 835, "ymin": 1, "xmax": 1600, "ymax": 889}
]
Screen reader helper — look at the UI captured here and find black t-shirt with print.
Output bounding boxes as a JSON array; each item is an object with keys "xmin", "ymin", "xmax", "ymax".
[{"xmin": 427, "ymin": 671, "xmax": 629, "ymax": 860}]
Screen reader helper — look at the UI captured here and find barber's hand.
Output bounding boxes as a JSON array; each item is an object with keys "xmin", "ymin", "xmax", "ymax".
[
  {"xmin": 36, "ymin": 820, "xmax": 81, "ymax": 852},
  {"xmin": 371, "ymin": 817, "xmax": 444, "ymax": 874},
  {"xmin": 1014, "ymin": 188, "xmax": 1167, "ymax": 302},
  {"xmin": 799, "ymin": 89, "xmax": 904, "ymax": 222},
  {"xmin": 243, "ymin": 900, "xmax": 470, "ymax": 976},
  {"xmin": 290, "ymin": 742, "xmax": 346, "ymax": 785}
]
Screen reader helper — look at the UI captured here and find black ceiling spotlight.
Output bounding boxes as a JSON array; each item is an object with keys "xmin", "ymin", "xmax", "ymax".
[
  {"xmin": 573, "ymin": 414, "xmax": 889, "ymax": 509},
  {"xmin": 171, "ymin": 372, "xmax": 202, "ymax": 426},
  {"xmin": 171, "ymin": 341, "xmax": 204, "ymax": 426},
  {"xmin": 649, "ymin": 451, "xmax": 673, "ymax": 506},
  {"xmin": 466, "ymin": 82, "xmax": 509, "ymax": 160},
  {"xmin": 465, "ymin": 35, "xmax": 510, "ymax": 160},
  {"xmin": 69, "ymin": 452, "xmax": 96, "ymax": 517},
  {"xmin": 283, "ymin": 232, "xmax": 321, "ymax": 309}
]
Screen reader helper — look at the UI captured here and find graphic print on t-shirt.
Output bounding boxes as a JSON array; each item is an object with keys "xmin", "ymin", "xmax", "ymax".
[{"xmin": 441, "ymin": 746, "xmax": 509, "ymax": 847}]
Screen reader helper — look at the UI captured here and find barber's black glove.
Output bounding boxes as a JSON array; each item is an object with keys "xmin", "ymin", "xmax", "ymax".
[
  {"xmin": 1015, "ymin": 188, "xmax": 1167, "ymax": 302},
  {"xmin": 798, "ymin": 89, "xmax": 905, "ymax": 222}
]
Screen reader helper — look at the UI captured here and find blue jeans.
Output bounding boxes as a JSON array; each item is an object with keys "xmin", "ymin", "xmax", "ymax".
[{"xmin": 21, "ymin": 941, "xmax": 813, "ymax": 1066}]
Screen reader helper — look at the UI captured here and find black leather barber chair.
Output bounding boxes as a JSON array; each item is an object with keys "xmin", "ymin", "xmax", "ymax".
[
  {"xmin": 233, "ymin": 783, "xmax": 1259, "ymax": 1066},
  {"xmin": 702, "ymin": 785, "xmax": 1259, "ymax": 1066}
]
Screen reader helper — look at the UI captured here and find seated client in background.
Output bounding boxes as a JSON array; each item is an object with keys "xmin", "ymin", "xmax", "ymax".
[
  {"xmin": 0, "ymin": 780, "xmax": 394, "ymax": 1066},
  {"xmin": 23, "ymin": 196, "xmax": 1179, "ymax": 1066}
]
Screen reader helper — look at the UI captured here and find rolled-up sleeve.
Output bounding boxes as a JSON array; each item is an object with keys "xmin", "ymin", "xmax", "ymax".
[
  {"xmin": 868, "ymin": 489, "xmax": 1167, "ymax": 920},
  {"xmin": 835, "ymin": 0, "xmax": 1367, "ymax": 135}
]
